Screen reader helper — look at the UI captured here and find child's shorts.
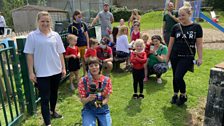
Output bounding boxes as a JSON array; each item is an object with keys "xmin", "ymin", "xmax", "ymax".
[{"xmin": 68, "ymin": 58, "xmax": 80, "ymax": 71}]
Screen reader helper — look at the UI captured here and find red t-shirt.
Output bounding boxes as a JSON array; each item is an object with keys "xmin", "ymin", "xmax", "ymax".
[
  {"xmin": 84, "ymin": 48, "xmax": 97, "ymax": 60},
  {"xmin": 145, "ymin": 43, "xmax": 150, "ymax": 57},
  {"xmin": 78, "ymin": 75, "xmax": 112, "ymax": 98},
  {"xmin": 130, "ymin": 51, "xmax": 147, "ymax": 69},
  {"xmin": 96, "ymin": 46, "xmax": 112, "ymax": 60},
  {"xmin": 131, "ymin": 31, "xmax": 140, "ymax": 41},
  {"xmin": 65, "ymin": 46, "xmax": 79, "ymax": 56}
]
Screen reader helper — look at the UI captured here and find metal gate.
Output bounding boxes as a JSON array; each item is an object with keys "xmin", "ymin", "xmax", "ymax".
[{"xmin": 0, "ymin": 40, "xmax": 24, "ymax": 126}]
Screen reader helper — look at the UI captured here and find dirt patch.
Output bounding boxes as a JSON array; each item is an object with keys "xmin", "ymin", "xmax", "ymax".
[{"xmin": 185, "ymin": 97, "xmax": 206, "ymax": 126}]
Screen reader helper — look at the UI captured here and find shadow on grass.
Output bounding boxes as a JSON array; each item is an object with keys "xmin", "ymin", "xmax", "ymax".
[
  {"xmin": 162, "ymin": 104, "xmax": 189, "ymax": 126},
  {"xmin": 144, "ymin": 76, "xmax": 167, "ymax": 95},
  {"xmin": 58, "ymin": 80, "xmax": 78, "ymax": 102},
  {"xmin": 124, "ymin": 98, "xmax": 142, "ymax": 117},
  {"xmin": 111, "ymin": 70, "xmax": 130, "ymax": 78}
]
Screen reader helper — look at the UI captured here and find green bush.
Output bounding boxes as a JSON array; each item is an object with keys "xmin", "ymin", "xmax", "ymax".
[
  {"xmin": 111, "ymin": 6, "xmax": 132, "ymax": 22},
  {"xmin": 111, "ymin": 6, "xmax": 146, "ymax": 22}
]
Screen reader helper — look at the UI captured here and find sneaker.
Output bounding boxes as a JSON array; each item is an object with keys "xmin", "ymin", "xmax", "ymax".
[
  {"xmin": 176, "ymin": 95, "xmax": 187, "ymax": 106},
  {"xmin": 170, "ymin": 95, "xmax": 178, "ymax": 104},
  {"xmin": 51, "ymin": 111, "xmax": 63, "ymax": 119},
  {"xmin": 132, "ymin": 94, "xmax": 138, "ymax": 99},
  {"xmin": 138, "ymin": 94, "xmax": 144, "ymax": 99},
  {"xmin": 157, "ymin": 78, "xmax": 162, "ymax": 84},
  {"xmin": 143, "ymin": 77, "xmax": 148, "ymax": 82}
]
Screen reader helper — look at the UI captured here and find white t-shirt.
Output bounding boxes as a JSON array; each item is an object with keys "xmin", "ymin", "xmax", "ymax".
[
  {"xmin": 116, "ymin": 35, "xmax": 130, "ymax": 53},
  {"xmin": 23, "ymin": 29, "xmax": 65, "ymax": 77},
  {"xmin": 0, "ymin": 16, "xmax": 6, "ymax": 27}
]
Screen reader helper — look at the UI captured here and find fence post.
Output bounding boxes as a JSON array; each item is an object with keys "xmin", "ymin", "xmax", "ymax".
[
  {"xmin": 8, "ymin": 40, "xmax": 25, "ymax": 113},
  {"xmin": 16, "ymin": 38, "xmax": 36, "ymax": 115}
]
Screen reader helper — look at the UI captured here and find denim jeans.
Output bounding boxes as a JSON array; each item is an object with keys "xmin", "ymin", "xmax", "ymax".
[{"xmin": 82, "ymin": 103, "xmax": 111, "ymax": 126}]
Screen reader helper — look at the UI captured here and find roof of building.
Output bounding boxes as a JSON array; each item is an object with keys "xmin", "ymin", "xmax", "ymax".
[{"xmin": 12, "ymin": 5, "xmax": 67, "ymax": 13}]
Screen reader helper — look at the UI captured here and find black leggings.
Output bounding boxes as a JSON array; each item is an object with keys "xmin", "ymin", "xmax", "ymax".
[
  {"xmin": 171, "ymin": 57, "xmax": 193, "ymax": 94},
  {"xmin": 36, "ymin": 73, "xmax": 62, "ymax": 125},
  {"xmin": 132, "ymin": 68, "xmax": 144, "ymax": 94}
]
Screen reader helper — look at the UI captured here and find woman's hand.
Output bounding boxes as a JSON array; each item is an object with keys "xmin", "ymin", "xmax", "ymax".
[
  {"xmin": 61, "ymin": 68, "xmax": 66, "ymax": 78},
  {"xmin": 29, "ymin": 72, "xmax": 37, "ymax": 84},
  {"xmin": 87, "ymin": 94, "xmax": 97, "ymax": 102},
  {"xmin": 197, "ymin": 58, "xmax": 202, "ymax": 66}
]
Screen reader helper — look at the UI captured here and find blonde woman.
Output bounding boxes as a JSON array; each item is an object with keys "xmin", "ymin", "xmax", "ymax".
[
  {"xmin": 128, "ymin": 9, "xmax": 141, "ymax": 34},
  {"xmin": 167, "ymin": 2, "xmax": 203, "ymax": 106},
  {"xmin": 24, "ymin": 11, "xmax": 66, "ymax": 126}
]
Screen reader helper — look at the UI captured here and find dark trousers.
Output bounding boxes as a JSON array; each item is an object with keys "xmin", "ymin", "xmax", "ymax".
[
  {"xmin": 132, "ymin": 68, "xmax": 144, "ymax": 94},
  {"xmin": 171, "ymin": 57, "xmax": 193, "ymax": 94},
  {"xmin": 0, "ymin": 27, "xmax": 4, "ymax": 35},
  {"xmin": 36, "ymin": 73, "xmax": 62, "ymax": 125},
  {"xmin": 148, "ymin": 67, "xmax": 162, "ymax": 78}
]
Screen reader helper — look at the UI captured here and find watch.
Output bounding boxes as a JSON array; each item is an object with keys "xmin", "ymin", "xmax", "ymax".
[{"xmin": 154, "ymin": 52, "xmax": 158, "ymax": 56}]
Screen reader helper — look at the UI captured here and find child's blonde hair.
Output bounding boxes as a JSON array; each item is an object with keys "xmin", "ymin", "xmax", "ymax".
[
  {"xmin": 141, "ymin": 33, "xmax": 149, "ymax": 41},
  {"xmin": 89, "ymin": 38, "xmax": 99, "ymax": 47},
  {"xmin": 133, "ymin": 39, "xmax": 145, "ymax": 50},
  {"xmin": 118, "ymin": 25, "xmax": 128, "ymax": 36},
  {"xmin": 67, "ymin": 34, "xmax": 78, "ymax": 43}
]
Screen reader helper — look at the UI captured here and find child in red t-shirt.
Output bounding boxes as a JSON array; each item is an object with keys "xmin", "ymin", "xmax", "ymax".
[
  {"xmin": 130, "ymin": 39, "xmax": 147, "ymax": 99},
  {"xmin": 65, "ymin": 34, "xmax": 80, "ymax": 91},
  {"xmin": 142, "ymin": 33, "xmax": 151, "ymax": 82},
  {"xmin": 84, "ymin": 38, "xmax": 98, "ymax": 61},
  {"xmin": 131, "ymin": 22, "xmax": 140, "ymax": 41},
  {"xmin": 84, "ymin": 38, "xmax": 98, "ymax": 72}
]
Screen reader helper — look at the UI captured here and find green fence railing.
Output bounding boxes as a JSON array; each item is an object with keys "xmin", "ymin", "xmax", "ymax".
[{"xmin": 0, "ymin": 40, "xmax": 24, "ymax": 126}]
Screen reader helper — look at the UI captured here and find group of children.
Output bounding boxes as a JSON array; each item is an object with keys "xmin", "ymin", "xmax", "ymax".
[{"xmin": 65, "ymin": 19, "xmax": 166, "ymax": 99}]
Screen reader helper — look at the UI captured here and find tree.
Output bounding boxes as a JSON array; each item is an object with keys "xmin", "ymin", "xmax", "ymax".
[
  {"xmin": 2, "ymin": 0, "xmax": 25, "ymax": 28},
  {"xmin": 204, "ymin": 0, "xmax": 224, "ymax": 11}
]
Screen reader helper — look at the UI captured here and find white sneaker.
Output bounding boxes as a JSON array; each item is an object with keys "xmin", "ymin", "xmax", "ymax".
[{"xmin": 157, "ymin": 78, "xmax": 162, "ymax": 84}]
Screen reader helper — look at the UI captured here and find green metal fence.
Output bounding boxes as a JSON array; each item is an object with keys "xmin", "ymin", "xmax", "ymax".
[{"xmin": 0, "ymin": 40, "xmax": 24, "ymax": 126}]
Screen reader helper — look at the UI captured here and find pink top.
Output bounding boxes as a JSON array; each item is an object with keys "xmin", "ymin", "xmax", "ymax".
[{"xmin": 131, "ymin": 31, "xmax": 140, "ymax": 41}]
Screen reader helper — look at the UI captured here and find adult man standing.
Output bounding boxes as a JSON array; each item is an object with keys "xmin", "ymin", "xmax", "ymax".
[
  {"xmin": 0, "ymin": 12, "xmax": 6, "ymax": 35},
  {"xmin": 90, "ymin": 3, "xmax": 114, "ymax": 37},
  {"xmin": 162, "ymin": 2, "xmax": 179, "ymax": 45}
]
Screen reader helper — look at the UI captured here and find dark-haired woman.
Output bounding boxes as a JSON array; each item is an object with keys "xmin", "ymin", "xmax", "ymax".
[
  {"xmin": 148, "ymin": 35, "xmax": 168, "ymax": 84},
  {"xmin": 78, "ymin": 57, "xmax": 112, "ymax": 126},
  {"xmin": 68, "ymin": 10, "xmax": 89, "ymax": 76}
]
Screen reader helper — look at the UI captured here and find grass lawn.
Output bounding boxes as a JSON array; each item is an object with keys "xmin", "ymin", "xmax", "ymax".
[{"xmin": 22, "ymin": 49, "xmax": 224, "ymax": 126}]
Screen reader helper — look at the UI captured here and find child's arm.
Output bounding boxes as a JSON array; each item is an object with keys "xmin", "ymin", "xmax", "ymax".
[{"xmin": 64, "ymin": 54, "xmax": 76, "ymax": 59}]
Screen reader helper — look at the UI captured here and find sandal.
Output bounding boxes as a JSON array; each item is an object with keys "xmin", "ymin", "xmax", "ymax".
[{"xmin": 132, "ymin": 94, "xmax": 138, "ymax": 99}]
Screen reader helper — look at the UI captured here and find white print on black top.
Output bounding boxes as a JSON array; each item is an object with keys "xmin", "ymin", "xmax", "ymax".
[{"xmin": 176, "ymin": 31, "xmax": 197, "ymax": 40}]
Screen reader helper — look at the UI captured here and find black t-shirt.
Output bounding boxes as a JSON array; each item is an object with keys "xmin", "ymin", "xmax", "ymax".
[
  {"xmin": 170, "ymin": 23, "xmax": 203, "ymax": 58},
  {"xmin": 68, "ymin": 21, "xmax": 88, "ymax": 47}
]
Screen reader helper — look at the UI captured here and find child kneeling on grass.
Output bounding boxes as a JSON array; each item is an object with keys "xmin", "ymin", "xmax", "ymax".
[
  {"xmin": 130, "ymin": 39, "xmax": 147, "ymax": 99},
  {"xmin": 65, "ymin": 34, "xmax": 80, "ymax": 91}
]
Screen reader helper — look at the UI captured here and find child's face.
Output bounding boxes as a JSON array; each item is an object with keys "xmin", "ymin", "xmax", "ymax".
[
  {"xmin": 143, "ymin": 38, "xmax": 148, "ymax": 43},
  {"xmin": 69, "ymin": 38, "xmax": 77, "ymax": 45},
  {"xmin": 134, "ymin": 25, "xmax": 139, "ymax": 31},
  {"xmin": 92, "ymin": 43, "xmax": 98, "ymax": 49},
  {"xmin": 135, "ymin": 44, "xmax": 144, "ymax": 52}
]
